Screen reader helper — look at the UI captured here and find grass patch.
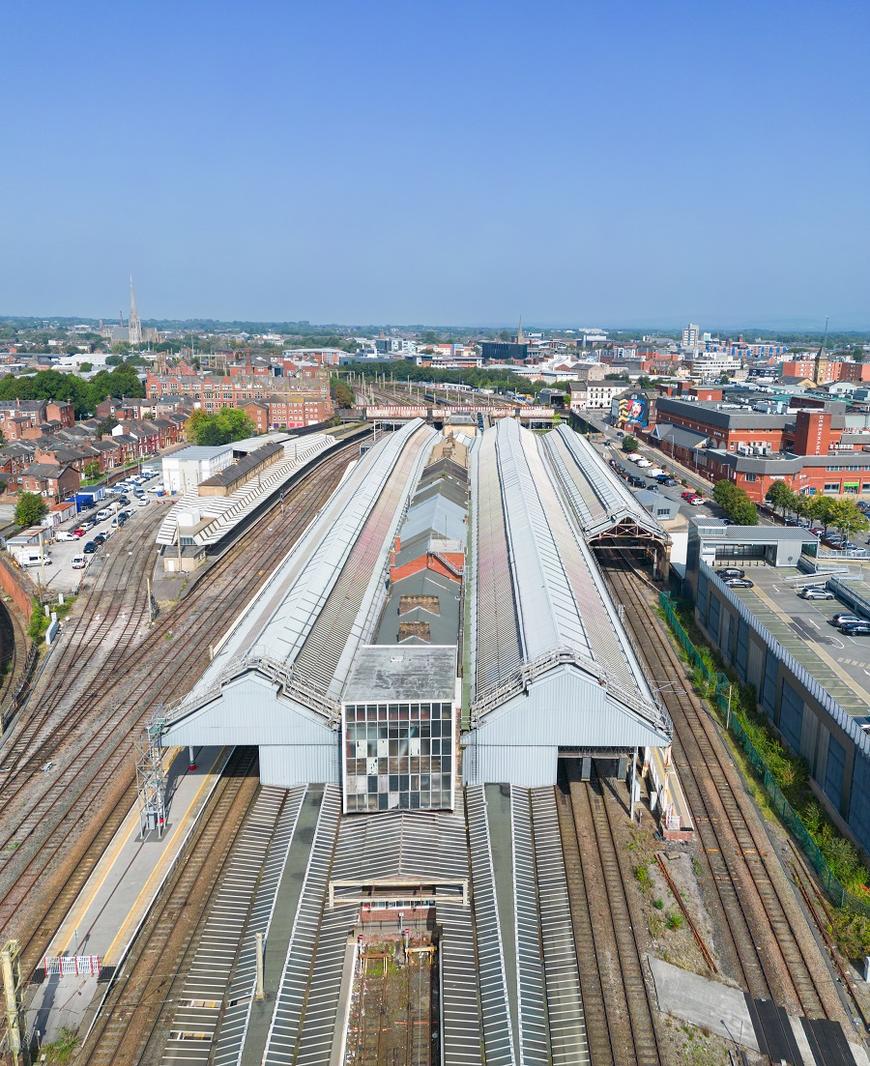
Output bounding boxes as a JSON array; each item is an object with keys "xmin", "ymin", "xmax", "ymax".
[
  {"xmin": 40, "ymin": 1027, "xmax": 79, "ymax": 1064},
  {"xmin": 660, "ymin": 593, "xmax": 870, "ymax": 955},
  {"xmin": 666, "ymin": 912, "xmax": 684, "ymax": 931},
  {"xmin": 634, "ymin": 863, "xmax": 651, "ymax": 890},
  {"xmin": 653, "ymin": 897, "xmax": 665, "ymax": 910}
]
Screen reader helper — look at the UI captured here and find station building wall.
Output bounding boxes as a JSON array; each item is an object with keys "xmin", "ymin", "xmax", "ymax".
[{"xmin": 694, "ymin": 567, "xmax": 870, "ymax": 859}]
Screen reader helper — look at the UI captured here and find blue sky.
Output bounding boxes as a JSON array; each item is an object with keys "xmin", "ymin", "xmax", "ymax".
[{"xmin": 3, "ymin": 1, "xmax": 869, "ymax": 327}]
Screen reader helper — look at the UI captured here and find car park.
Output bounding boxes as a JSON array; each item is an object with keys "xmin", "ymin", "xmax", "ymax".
[
  {"xmin": 718, "ymin": 567, "xmax": 745, "ymax": 579},
  {"xmin": 55, "ymin": 530, "xmax": 77, "ymax": 541},
  {"xmin": 839, "ymin": 621, "xmax": 870, "ymax": 636},
  {"xmin": 83, "ymin": 541, "xmax": 97, "ymax": 554},
  {"xmin": 725, "ymin": 577, "xmax": 754, "ymax": 588}
]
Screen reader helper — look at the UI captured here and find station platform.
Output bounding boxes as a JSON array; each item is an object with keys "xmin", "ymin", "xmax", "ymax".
[{"xmin": 25, "ymin": 745, "xmax": 229, "ymax": 1046}]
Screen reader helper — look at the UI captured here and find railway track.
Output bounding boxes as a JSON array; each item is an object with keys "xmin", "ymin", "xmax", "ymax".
[
  {"xmin": 557, "ymin": 759, "xmax": 662, "ymax": 1066},
  {"xmin": 0, "ymin": 506, "xmax": 164, "ymax": 789},
  {"xmin": 72, "ymin": 747, "xmax": 259, "ymax": 1066},
  {"xmin": 0, "ymin": 441, "xmax": 362, "ymax": 965},
  {"xmin": 601, "ymin": 555, "xmax": 847, "ymax": 1024}
]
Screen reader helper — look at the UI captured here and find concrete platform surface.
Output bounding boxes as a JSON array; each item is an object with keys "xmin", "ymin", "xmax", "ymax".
[{"xmin": 26, "ymin": 744, "xmax": 228, "ymax": 1045}]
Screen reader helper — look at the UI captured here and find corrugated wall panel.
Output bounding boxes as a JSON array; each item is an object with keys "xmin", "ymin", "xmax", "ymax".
[
  {"xmin": 161, "ymin": 676, "xmax": 339, "ymax": 749},
  {"xmin": 259, "ymin": 744, "xmax": 339, "ymax": 789},
  {"xmin": 465, "ymin": 745, "xmax": 557, "ymax": 788}
]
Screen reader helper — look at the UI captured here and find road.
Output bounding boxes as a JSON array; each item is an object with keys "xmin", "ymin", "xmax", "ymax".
[{"xmin": 577, "ymin": 411, "xmax": 778, "ymax": 526}]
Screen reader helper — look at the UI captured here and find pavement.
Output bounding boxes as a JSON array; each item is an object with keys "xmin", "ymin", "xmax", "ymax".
[{"xmin": 26, "ymin": 744, "xmax": 229, "ymax": 1045}]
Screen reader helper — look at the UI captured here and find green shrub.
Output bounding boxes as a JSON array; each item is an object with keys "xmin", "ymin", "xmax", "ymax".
[
  {"xmin": 634, "ymin": 864, "xmax": 651, "ymax": 889},
  {"xmin": 666, "ymin": 912, "xmax": 684, "ymax": 930},
  {"xmin": 653, "ymin": 897, "xmax": 665, "ymax": 910}
]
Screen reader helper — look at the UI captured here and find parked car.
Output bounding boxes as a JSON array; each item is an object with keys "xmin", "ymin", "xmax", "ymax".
[
  {"xmin": 55, "ymin": 530, "xmax": 77, "ymax": 541},
  {"xmin": 688, "ymin": 496, "xmax": 705, "ymax": 506},
  {"xmin": 725, "ymin": 578, "xmax": 754, "ymax": 589},
  {"xmin": 718, "ymin": 567, "xmax": 745, "ymax": 579},
  {"xmin": 681, "ymin": 491, "xmax": 696, "ymax": 501},
  {"xmin": 136, "ymin": 496, "xmax": 149, "ymax": 507},
  {"xmin": 92, "ymin": 533, "xmax": 106, "ymax": 545},
  {"xmin": 72, "ymin": 554, "xmax": 88, "ymax": 569},
  {"xmin": 799, "ymin": 587, "xmax": 834, "ymax": 600},
  {"xmin": 83, "ymin": 541, "xmax": 98, "ymax": 554},
  {"xmin": 661, "ymin": 477, "xmax": 678, "ymax": 487},
  {"xmin": 839, "ymin": 621, "xmax": 870, "ymax": 636},
  {"xmin": 831, "ymin": 613, "xmax": 862, "ymax": 627},
  {"xmin": 72, "ymin": 526, "xmax": 87, "ymax": 538}
]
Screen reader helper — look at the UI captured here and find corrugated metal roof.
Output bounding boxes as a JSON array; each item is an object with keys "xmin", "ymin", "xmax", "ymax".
[
  {"xmin": 172, "ymin": 419, "xmax": 436, "ymax": 720},
  {"xmin": 542, "ymin": 424, "xmax": 667, "ymax": 542},
  {"xmin": 470, "ymin": 420, "xmax": 669, "ymax": 739}
]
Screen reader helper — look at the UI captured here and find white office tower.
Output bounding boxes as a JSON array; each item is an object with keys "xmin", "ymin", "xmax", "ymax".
[{"xmin": 681, "ymin": 322, "xmax": 700, "ymax": 349}]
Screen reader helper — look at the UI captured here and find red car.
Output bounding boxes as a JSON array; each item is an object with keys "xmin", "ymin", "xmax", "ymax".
[
  {"xmin": 680, "ymin": 491, "xmax": 696, "ymax": 501},
  {"xmin": 72, "ymin": 526, "xmax": 87, "ymax": 537}
]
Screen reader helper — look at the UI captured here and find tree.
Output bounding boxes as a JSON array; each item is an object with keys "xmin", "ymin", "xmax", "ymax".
[
  {"xmin": 79, "ymin": 361, "xmax": 93, "ymax": 373},
  {"xmin": 105, "ymin": 354, "xmax": 122, "ymax": 366},
  {"xmin": 15, "ymin": 491, "xmax": 48, "ymax": 528},
  {"xmin": 621, "ymin": 436, "xmax": 639, "ymax": 453},
  {"xmin": 330, "ymin": 376, "xmax": 354, "ymax": 408},
  {"xmin": 827, "ymin": 498, "xmax": 870, "ymax": 540},
  {"xmin": 83, "ymin": 460, "xmax": 102, "ymax": 480},
  {"xmin": 806, "ymin": 495, "xmax": 836, "ymax": 533},
  {"xmin": 765, "ymin": 481, "xmax": 796, "ymax": 518},
  {"xmin": 186, "ymin": 407, "xmax": 255, "ymax": 446},
  {"xmin": 713, "ymin": 479, "xmax": 758, "ymax": 525}
]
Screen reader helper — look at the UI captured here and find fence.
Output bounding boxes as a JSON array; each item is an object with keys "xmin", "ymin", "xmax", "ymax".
[
  {"xmin": 659, "ymin": 591, "xmax": 870, "ymax": 917},
  {"xmin": 41, "ymin": 954, "xmax": 102, "ymax": 977}
]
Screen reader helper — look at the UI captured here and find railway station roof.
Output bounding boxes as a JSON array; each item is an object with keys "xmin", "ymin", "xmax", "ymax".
[
  {"xmin": 469, "ymin": 418, "xmax": 668, "ymax": 742},
  {"xmin": 541, "ymin": 424, "xmax": 669, "ymax": 543},
  {"xmin": 163, "ymin": 419, "xmax": 437, "ymax": 733}
]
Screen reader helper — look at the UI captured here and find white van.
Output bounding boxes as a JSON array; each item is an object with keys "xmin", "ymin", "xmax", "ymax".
[
  {"xmin": 21, "ymin": 553, "xmax": 52, "ymax": 568},
  {"xmin": 72, "ymin": 554, "xmax": 88, "ymax": 569},
  {"xmin": 95, "ymin": 508, "xmax": 112, "ymax": 522}
]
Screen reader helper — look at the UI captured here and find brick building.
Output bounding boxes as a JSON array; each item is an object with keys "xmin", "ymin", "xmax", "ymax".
[
  {"xmin": 145, "ymin": 371, "xmax": 333, "ymax": 427},
  {"xmin": 780, "ymin": 359, "xmax": 870, "ymax": 385},
  {"xmin": 651, "ymin": 397, "xmax": 870, "ymax": 501}
]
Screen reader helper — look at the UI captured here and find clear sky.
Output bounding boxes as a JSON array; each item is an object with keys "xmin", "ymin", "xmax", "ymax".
[{"xmin": 3, "ymin": 0, "xmax": 868, "ymax": 328}]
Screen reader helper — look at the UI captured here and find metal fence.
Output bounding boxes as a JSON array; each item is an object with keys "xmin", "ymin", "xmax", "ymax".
[{"xmin": 659, "ymin": 592, "xmax": 870, "ymax": 917}]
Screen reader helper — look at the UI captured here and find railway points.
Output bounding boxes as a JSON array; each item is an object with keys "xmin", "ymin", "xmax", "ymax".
[{"xmin": 2, "ymin": 418, "xmax": 868, "ymax": 1066}]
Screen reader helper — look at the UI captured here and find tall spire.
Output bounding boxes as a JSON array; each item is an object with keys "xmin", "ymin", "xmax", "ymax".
[
  {"xmin": 128, "ymin": 274, "xmax": 142, "ymax": 347},
  {"xmin": 517, "ymin": 315, "xmax": 525, "ymax": 344}
]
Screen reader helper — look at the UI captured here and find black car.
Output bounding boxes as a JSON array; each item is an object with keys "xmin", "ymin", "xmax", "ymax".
[
  {"xmin": 839, "ymin": 621, "xmax": 870, "ymax": 636},
  {"xmin": 719, "ymin": 567, "xmax": 745, "ymax": 579},
  {"xmin": 83, "ymin": 541, "xmax": 97, "ymax": 554},
  {"xmin": 93, "ymin": 533, "xmax": 106, "ymax": 545},
  {"xmin": 117, "ymin": 513, "xmax": 128, "ymax": 526},
  {"xmin": 661, "ymin": 477, "xmax": 678, "ymax": 486}
]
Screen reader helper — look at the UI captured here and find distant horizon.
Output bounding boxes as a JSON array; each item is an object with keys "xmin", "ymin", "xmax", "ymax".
[{"xmin": 2, "ymin": 311, "xmax": 870, "ymax": 337}]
